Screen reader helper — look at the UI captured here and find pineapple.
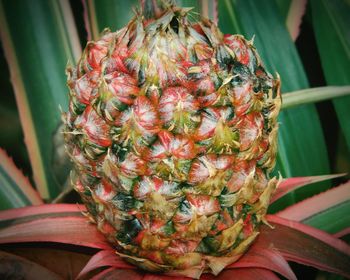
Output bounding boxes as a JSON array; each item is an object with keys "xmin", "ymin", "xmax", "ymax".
[{"xmin": 64, "ymin": 1, "xmax": 281, "ymax": 277}]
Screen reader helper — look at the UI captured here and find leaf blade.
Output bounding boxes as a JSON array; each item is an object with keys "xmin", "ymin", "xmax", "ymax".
[
  {"xmin": 228, "ymin": 246, "xmax": 296, "ymax": 280},
  {"xmin": 78, "ymin": 249, "xmax": 134, "ymax": 279},
  {"xmin": 0, "ymin": 205, "xmax": 109, "ymax": 250},
  {"xmin": 311, "ymin": 0, "xmax": 350, "ymax": 151},
  {"xmin": 0, "ymin": 149, "xmax": 43, "ymax": 210},
  {"xmin": 0, "ymin": 0, "xmax": 81, "ymax": 199},
  {"xmin": 282, "ymin": 86, "xmax": 350, "ymax": 110},
  {"xmin": 276, "ymin": 181, "xmax": 350, "ymax": 234},
  {"xmin": 270, "ymin": 174, "xmax": 345, "ymax": 205},
  {"xmin": 85, "ymin": 0, "xmax": 139, "ymax": 41},
  {"xmin": 264, "ymin": 215, "xmax": 350, "ymax": 278}
]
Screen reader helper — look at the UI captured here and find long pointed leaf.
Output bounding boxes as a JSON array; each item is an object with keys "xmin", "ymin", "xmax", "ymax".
[
  {"xmin": 218, "ymin": 0, "xmax": 330, "ymax": 207},
  {"xmin": 0, "ymin": 207, "xmax": 108, "ymax": 249},
  {"xmin": 311, "ymin": 0, "xmax": 350, "ymax": 151},
  {"xmin": 90, "ymin": 267, "xmax": 280, "ymax": 280},
  {"xmin": 276, "ymin": 181, "xmax": 350, "ymax": 234},
  {"xmin": 79, "ymin": 246, "xmax": 296, "ymax": 280},
  {"xmin": 199, "ymin": 0, "xmax": 218, "ymax": 24},
  {"xmin": 270, "ymin": 174, "xmax": 345, "ymax": 205},
  {"xmin": 0, "ymin": 203, "xmax": 84, "ymax": 222},
  {"xmin": 274, "ymin": 0, "xmax": 292, "ymax": 20},
  {"xmin": 263, "ymin": 215, "xmax": 350, "ymax": 278},
  {"xmin": 0, "ymin": 149, "xmax": 43, "ymax": 210},
  {"xmin": 282, "ymin": 86, "xmax": 350, "ymax": 110},
  {"xmin": 204, "ymin": 268, "xmax": 280, "ymax": 280},
  {"xmin": 84, "ymin": 0, "xmax": 138, "ymax": 41},
  {"xmin": 285, "ymin": 0, "xmax": 307, "ymax": 41},
  {"xmin": 0, "ymin": 0, "xmax": 81, "ymax": 199},
  {"xmin": 228, "ymin": 245, "xmax": 296, "ymax": 280},
  {"xmin": 78, "ymin": 249, "xmax": 133, "ymax": 279},
  {"xmin": 334, "ymin": 228, "xmax": 350, "ymax": 239}
]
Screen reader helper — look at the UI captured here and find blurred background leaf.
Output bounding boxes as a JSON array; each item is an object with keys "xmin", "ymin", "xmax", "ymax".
[
  {"xmin": 0, "ymin": 149, "xmax": 43, "ymax": 210},
  {"xmin": 0, "ymin": 0, "xmax": 81, "ymax": 200},
  {"xmin": 311, "ymin": 0, "xmax": 350, "ymax": 154},
  {"xmin": 84, "ymin": 0, "xmax": 138, "ymax": 40}
]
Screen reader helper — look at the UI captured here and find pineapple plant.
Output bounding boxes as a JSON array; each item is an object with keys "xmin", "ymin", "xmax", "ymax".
[{"xmin": 64, "ymin": 0, "xmax": 281, "ymax": 275}]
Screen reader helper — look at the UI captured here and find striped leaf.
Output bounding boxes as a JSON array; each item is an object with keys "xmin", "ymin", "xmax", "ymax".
[
  {"xmin": 0, "ymin": 0, "xmax": 81, "ymax": 200},
  {"xmin": 311, "ymin": 0, "xmax": 350, "ymax": 151},
  {"xmin": 277, "ymin": 181, "xmax": 350, "ymax": 234},
  {"xmin": 84, "ymin": 0, "xmax": 138, "ymax": 41},
  {"xmin": 282, "ymin": 86, "xmax": 350, "ymax": 110},
  {"xmin": 0, "ymin": 149, "xmax": 43, "ymax": 210}
]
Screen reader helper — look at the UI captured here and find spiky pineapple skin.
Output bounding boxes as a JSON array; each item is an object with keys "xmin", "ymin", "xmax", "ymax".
[{"xmin": 64, "ymin": 5, "xmax": 281, "ymax": 277}]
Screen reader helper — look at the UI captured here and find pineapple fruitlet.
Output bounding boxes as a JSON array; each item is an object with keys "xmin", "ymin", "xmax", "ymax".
[{"xmin": 64, "ymin": 1, "xmax": 281, "ymax": 277}]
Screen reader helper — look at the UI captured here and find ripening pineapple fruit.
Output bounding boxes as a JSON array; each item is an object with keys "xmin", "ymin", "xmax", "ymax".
[{"xmin": 64, "ymin": 0, "xmax": 281, "ymax": 278}]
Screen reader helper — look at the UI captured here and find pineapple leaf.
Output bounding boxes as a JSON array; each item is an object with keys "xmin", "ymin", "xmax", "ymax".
[
  {"xmin": 90, "ymin": 266, "xmax": 281, "ymax": 280},
  {"xmin": 84, "ymin": 0, "xmax": 138, "ymax": 41},
  {"xmin": 334, "ymin": 228, "xmax": 350, "ymax": 239},
  {"xmin": 311, "ymin": 0, "xmax": 350, "ymax": 152},
  {"xmin": 282, "ymin": 86, "xmax": 350, "ymax": 110},
  {"xmin": 285, "ymin": 0, "xmax": 307, "ymax": 41},
  {"xmin": 265, "ymin": 215, "xmax": 350, "ymax": 278},
  {"xmin": 199, "ymin": 0, "xmax": 218, "ymax": 24},
  {"xmin": 276, "ymin": 181, "xmax": 350, "ymax": 234},
  {"xmin": 80, "ymin": 244, "xmax": 296, "ymax": 279},
  {"xmin": 228, "ymin": 245, "xmax": 297, "ymax": 280},
  {"xmin": 176, "ymin": 0, "xmax": 200, "ymax": 12},
  {"xmin": 0, "ymin": 149, "xmax": 43, "ymax": 210},
  {"xmin": 0, "ymin": 204, "xmax": 109, "ymax": 250},
  {"xmin": 209, "ymin": 268, "xmax": 281, "ymax": 280},
  {"xmin": 0, "ymin": 0, "xmax": 81, "ymax": 200},
  {"xmin": 270, "ymin": 173, "xmax": 346, "ymax": 205},
  {"xmin": 274, "ymin": 0, "xmax": 292, "ymax": 20},
  {"xmin": 218, "ymin": 0, "xmax": 331, "ymax": 206},
  {"xmin": 78, "ymin": 249, "xmax": 133, "ymax": 279}
]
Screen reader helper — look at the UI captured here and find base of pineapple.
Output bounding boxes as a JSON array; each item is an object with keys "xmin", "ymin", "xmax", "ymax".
[{"xmin": 115, "ymin": 232, "xmax": 259, "ymax": 279}]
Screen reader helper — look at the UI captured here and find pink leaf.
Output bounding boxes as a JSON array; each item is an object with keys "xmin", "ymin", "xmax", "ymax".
[
  {"xmin": 228, "ymin": 245, "xmax": 296, "ymax": 280},
  {"xmin": 286, "ymin": 0, "xmax": 307, "ymax": 41},
  {"xmin": 276, "ymin": 180, "xmax": 350, "ymax": 221},
  {"xmin": 79, "ymin": 236, "xmax": 295, "ymax": 279},
  {"xmin": 0, "ymin": 209, "xmax": 109, "ymax": 249},
  {"xmin": 143, "ymin": 274, "xmax": 190, "ymax": 280},
  {"xmin": 258, "ymin": 215, "xmax": 350, "ymax": 278},
  {"xmin": 334, "ymin": 227, "xmax": 350, "ymax": 239},
  {"xmin": 92, "ymin": 267, "xmax": 279, "ymax": 280},
  {"xmin": 0, "ymin": 203, "xmax": 85, "ymax": 221},
  {"xmin": 0, "ymin": 149, "xmax": 43, "ymax": 205},
  {"xmin": 270, "ymin": 174, "xmax": 345, "ymax": 204},
  {"xmin": 202, "ymin": 268, "xmax": 280, "ymax": 280},
  {"xmin": 91, "ymin": 267, "xmax": 143, "ymax": 280},
  {"xmin": 78, "ymin": 249, "xmax": 134, "ymax": 279}
]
